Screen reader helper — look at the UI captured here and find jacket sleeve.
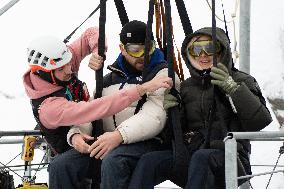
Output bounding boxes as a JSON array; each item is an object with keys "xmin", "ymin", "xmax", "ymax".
[
  {"xmin": 39, "ymin": 87, "xmax": 141, "ymax": 129},
  {"xmin": 67, "ymin": 122, "xmax": 93, "ymax": 147},
  {"xmin": 68, "ymin": 27, "xmax": 108, "ymax": 73},
  {"xmin": 230, "ymin": 76, "xmax": 272, "ymax": 131},
  {"xmin": 117, "ymin": 68, "xmax": 181, "ymax": 144}
]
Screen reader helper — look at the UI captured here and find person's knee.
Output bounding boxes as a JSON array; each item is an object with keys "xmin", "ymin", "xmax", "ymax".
[
  {"xmin": 191, "ymin": 149, "xmax": 212, "ymax": 163},
  {"xmin": 101, "ymin": 153, "xmax": 119, "ymax": 173},
  {"xmin": 49, "ymin": 157, "xmax": 66, "ymax": 173},
  {"xmin": 139, "ymin": 153, "xmax": 157, "ymax": 165}
]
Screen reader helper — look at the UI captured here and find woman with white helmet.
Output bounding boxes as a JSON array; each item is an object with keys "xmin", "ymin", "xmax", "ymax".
[{"xmin": 23, "ymin": 27, "xmax": 172, "ymax": 189}]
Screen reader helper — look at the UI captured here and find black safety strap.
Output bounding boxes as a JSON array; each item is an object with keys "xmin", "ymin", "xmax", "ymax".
[
  {"xmin": 135, "ymin": 0, "xmax": 155, "ymax": 115},
  {"xmin": 211, "ymin": 0, "xmax": 218, "ymax": 67},
  {"xmin": 85, "ymin": 0, "xmax": 107, "ymax": 186},
  {"xmin": 164, "ymin": 0, "xmax": 190, "ymax": 183},
  {"xmin": 174, "ymin": 0, "xmax": 193, "ymax": 36},
  {"xmin": 114, "ymin": 0, "xmax": 129, "ymax": 26},
  {"xmin": 143, "ymin": 0, "xmax": 155, "ymax": 81},
  {"xmin": 204, "ymin": 0, "xmax": 218, "ymax": 149}
]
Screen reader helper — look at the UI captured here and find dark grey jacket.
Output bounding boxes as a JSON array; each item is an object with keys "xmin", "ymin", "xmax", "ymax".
[{"xmin": 180, "ymin": 27, "xmax": 272, "ymax": 169}]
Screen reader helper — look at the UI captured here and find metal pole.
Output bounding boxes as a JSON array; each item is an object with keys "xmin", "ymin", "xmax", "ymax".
[
  {"xmin": 0, "ymin": 130, "xmax": 42, "ymax": 137},
  {"xmin": 0, "ymin": 0, "xmax": 20, "ymax": 16},
  {"xmin": 239, "ymin": 0, "xmax": 251, "ymax": 73},
  {"xmin": 229, "ymin": 131, "xmax": 284, "ymax": 140},
  {"xmin": 225, "ymin": 137, "xmax": 238, "ymax": 189}
]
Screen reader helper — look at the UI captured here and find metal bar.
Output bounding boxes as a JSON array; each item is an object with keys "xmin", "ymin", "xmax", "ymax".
[
  {"xmin": 0, "ymin": 0, "xmax": 20, "ymax": 16},
  {"xmin": 0, "ymin": 163, "xmax": 49, "ymax": 169},
  {"xmin": 251, "ymin": 164, "xmax": 284, "ymax": 167},
  {"xmin": 0, "ymin": 137, "xmax": 45, "ymax": 144},
  {"xmin": 239, "ymin": 0, "xmax": 251, "ymax": 73},
  {"xmin": 250, "ymin": 138, "xmax": 284, "ymax": 141},
  {"xmin": 7, "ymin": 167, "xmax": 47, "ymax": 172},
  {"xmin": 238, "ymin": 169, "xmax": 284, "ymax": 180},
  {"xmin": 225, "ymin": 131, "xmax": 284, "ymax": 189},
  {"xmin": 0, "ymin": 130, "xmax": 42, "ymax": 137},
  {"xmin": 0, "ymin": 139, "xmax": 23, "ymax": 144},
  {"xmin": 225, "ymin": 137, "xmax": 238, "ymax": 189},
  {"xmin": 228, "ymin": 131, "xmax": 284, "ymax": 140}
]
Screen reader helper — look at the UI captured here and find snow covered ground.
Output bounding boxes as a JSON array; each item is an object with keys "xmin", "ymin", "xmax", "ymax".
[{"xmin": 0, "ymin": 0, "xmax": 284, "ymax": 188}]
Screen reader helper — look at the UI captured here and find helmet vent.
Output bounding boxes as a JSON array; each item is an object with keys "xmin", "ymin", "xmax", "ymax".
[
  {"xmin": 41, "ymin": 56, "xmax": 49, "ymax": 67},
  {"xmin": 28, "ymin": 50, "xmax": 35, "ymax": 63},
  {"xmin": 53, "ymin": 58, "xmax": 63, "ymax": 62},
  {"xmin": 34, "ymin": 52, "xmax": 42, "ymax": 64}
]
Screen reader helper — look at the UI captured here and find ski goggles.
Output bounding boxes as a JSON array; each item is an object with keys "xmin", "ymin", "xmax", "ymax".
[
  {"xmin": 121, "ymin": 41, "xmax": 156, "ymax": 58},
  {"xmin": 187, "ymin": 40, "xmax": 221, "ymax": 57}
]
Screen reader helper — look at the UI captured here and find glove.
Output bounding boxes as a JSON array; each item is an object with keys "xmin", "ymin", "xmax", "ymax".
[
  {"xmin": 163, "ymin": 88, "xmax": 179, "ymax": 110},
  {"xmin": 210, "ymin": 63, "xmax": 239, "ymax": 95}
]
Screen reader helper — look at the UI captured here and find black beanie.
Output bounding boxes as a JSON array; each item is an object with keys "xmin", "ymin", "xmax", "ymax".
[{"xmin": 120, "ymin": 20, "xmax": 153, "ymax": 44}]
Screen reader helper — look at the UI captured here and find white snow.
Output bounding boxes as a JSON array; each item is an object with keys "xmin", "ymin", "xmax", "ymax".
[{"xmin": 0, "ymin": 0, "xmax": 284, "ymax": 188}]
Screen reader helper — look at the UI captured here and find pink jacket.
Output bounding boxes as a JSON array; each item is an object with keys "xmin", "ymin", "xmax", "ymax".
[{"xmin": 23, "ymin": 27, "xmax": 141, "ymax": 129}]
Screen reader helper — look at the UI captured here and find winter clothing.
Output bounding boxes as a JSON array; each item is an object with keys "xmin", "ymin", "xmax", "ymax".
[
  {"xmin": 129, "ymin": 27, "xmax": 272, "ymax": 189},
  {"xmin": 68, "ymin": 49, "xmax": 178, "ymax": 144},
  {"xmin": 67, "ymin": 48, "xmax": 180, "ymax": 189},
  {"xmin": 120, "ymin": 20, "xmax": 153, "ymax": 44},
  {"xmin": 100, "ymin": 140, "xmax": 162, "ymax": 189},
  {"xmin": 210, "ymin": 63, "xmax": 239, "ymax": 95},
  {"xmin": 128, "ymin": 150, "xmax": 173, "ymax": 189},
  {"xmin": 23, "ymin": 27, "xmax": 143, "ymax": 189},
  {"xmin": 48, "ymin": 149, "xmax": 91, "ymax": 189}
]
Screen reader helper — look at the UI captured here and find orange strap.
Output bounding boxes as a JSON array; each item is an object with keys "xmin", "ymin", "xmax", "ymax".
[{"xmin": 155, "ymin": 0, "xmax": 184, "ymax": 81}]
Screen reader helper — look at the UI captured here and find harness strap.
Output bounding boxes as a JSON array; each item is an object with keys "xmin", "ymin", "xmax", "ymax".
[
  {"xmin": 164, "ymin": 0, "xmax": 189, "ymax": 185},
  {"xmin": 204, "ymin": 0, "xmax": 218, "ymax": 150},
  {"xmin": 154, "ymin": 0, "xmax": 162, "ymax": 49},
  {"xmin": 92, "ymin": 0, "xmax": 106, "ymax": 138},
  {"xmin": 86, "ymin": 0, "xmax": 107, "ymax": 185},
  {"xmin": 174, "ymin": 0, "xmax": 193, "ymax": 36},
  {"xmin": 142, "ymin": 0, "xmax": 155, "ymax": 82},
  {"xmin": 155, "ymin": 0, "xmax": 184, "ymax": 81},
  {"xmin": 114, "ymin": 0, "xmax": 129, "ymax": 26}
]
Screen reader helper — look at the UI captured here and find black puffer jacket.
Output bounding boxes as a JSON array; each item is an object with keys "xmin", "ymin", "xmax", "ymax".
[{"xmin": 180, "ymin": 27, "xmax": 272, "ymax": 172}]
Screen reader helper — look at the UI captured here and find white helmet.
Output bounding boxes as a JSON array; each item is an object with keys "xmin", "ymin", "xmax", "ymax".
[{"xmin": 27, "ymin": 36, "xmax": 72, "ymax": 72}]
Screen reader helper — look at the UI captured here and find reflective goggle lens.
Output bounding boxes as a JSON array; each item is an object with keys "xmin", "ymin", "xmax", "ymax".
[
  {"xmin": 123, "ymin": 41, "xmax": 155, "ymax": 58},
  {"xmin": 188, "ymin": 40, "xmax": 221, "ymax": 57}
]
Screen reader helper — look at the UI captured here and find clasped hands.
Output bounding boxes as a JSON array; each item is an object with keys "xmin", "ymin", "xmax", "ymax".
[{"xmin": 72, "ymin": 130, "xmax": 123, "ymax": 159}]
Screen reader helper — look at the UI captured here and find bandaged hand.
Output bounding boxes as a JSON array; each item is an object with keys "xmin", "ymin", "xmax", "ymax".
[{"xmin": 210, "ymin": 63, "xmax": 239, "ymax": 95}]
